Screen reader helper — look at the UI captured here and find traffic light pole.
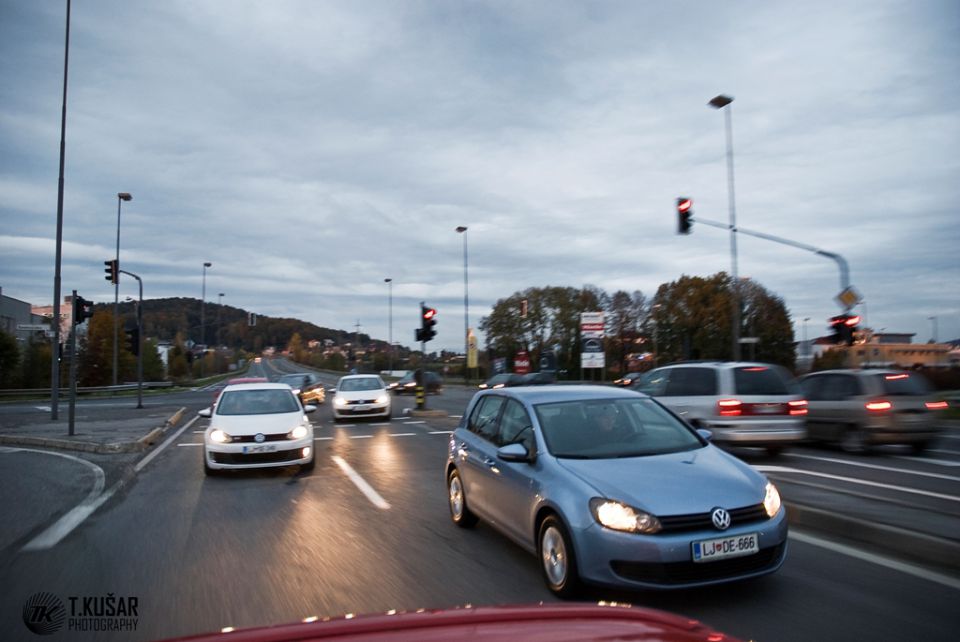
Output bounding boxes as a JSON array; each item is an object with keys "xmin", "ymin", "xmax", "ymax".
[
  {"xmin": 120, "ymin": 269, "xmax": 144, "ymax": 409},
  {"xmin": 68, "ymin": 290, "xmax": 78, "ymax": 435},
  {"xmin": 691, "ymin": 216, "xmax": 852, "ymax": 311}
]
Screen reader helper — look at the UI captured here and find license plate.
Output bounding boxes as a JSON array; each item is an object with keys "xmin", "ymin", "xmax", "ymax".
[
  {"xmin": 754, "ymin": 405, "xmax": 781, "ymax": 414},
  {"xmin": 242, "ymin": 444, "xmax": 277, "ymax": 454},
  {"xmin": 692, "ymin": 533, "xmax": 759, "ymax": 563},
  {"xmin": 353, "ymin": 405, "xmax": 370, "ymax": 412}
]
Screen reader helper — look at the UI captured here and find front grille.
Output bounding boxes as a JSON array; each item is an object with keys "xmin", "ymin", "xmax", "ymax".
[
  {"xmin": 658, "ymin": 504, "xmax": 769, "ymax": 534},
  {"xmin": 611, "ymin": 543, "xmax": 785, "ymax": 586},
  {"xmin": 347, "ymin": 399, "xmax": 378, "ymax": 405},
  {"xmin": 211, "ymin": 449, "xmax": 305, "ymax": 465},
  {"xmin": 230, "ymin": 433, "xmax": 290, "ymax": 443}
]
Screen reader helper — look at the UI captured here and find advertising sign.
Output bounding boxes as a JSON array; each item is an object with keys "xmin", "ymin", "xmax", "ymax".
[
  {"xmin": 514, "ymin": 351, "xmax": 531, "ymax": 374},
  {"xmin": 580, "ymin": 311, "xmax": 605, "ymax": 368}
]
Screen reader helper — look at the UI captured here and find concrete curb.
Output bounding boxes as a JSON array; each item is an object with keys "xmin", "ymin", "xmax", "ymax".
[
  {"xmin": 0, "ymin": 406, "xmax": 189, "ymax": 455},
  {"xmin": 785, "ymin": 501, "xmax": 960, "ymax": 574},
  {"xmin": 409, "ymin": 409, "xmax": 448, "ymax": 418}
]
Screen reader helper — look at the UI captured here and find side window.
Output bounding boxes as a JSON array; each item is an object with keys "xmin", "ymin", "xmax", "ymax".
[
  {"xmin": 800, "ymin": 376, "xmax": 824, "ymax": 401},
  {"xmin": 665, "ymin": 367, "xmax": 718, "ymax": 396},
  {"xmin": 636, "ymin": 369, "xmax": 669, "ymax": 396},
  {"xmin": 836, "ymin": 375, "xmax": 861, "ymax": 399},
  {"xmin": 498, "ymin": 399, "xmax": 535, "ymax": 453},
  {"xmin": 467, "ymin": 395, "xmax": 505, "ymax": 443},
  {"xmin": 819, "ymin": 375, "xmax": 844, "ymax": 401}
]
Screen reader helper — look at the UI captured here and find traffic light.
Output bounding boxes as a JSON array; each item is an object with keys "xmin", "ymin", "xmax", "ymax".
[
  {"xmin": 72, "ymin": 296, "xmax": 95, "ymax": 325},
  {"xmin": 677, "ymin": 197, "xmax": 693, "ymax": 235},
  {"xmin": 829, "ymin": 314, "xmax": 860, "ymax": 346},
  {"xmin": 125, "ymin": 326, "xmax": 140, "ymax": 356},
  {"xmin": 104, "ymin": 259, "xmax": 119, "ymax": 285},
  {"xmin": 419, "ymin": 304, "xmax": 437, "ymax": 342}
]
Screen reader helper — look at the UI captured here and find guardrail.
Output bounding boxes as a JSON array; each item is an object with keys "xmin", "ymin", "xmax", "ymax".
[{"xmin": 0, "ymin": 382, "xmax": 173, "ymax": 398}]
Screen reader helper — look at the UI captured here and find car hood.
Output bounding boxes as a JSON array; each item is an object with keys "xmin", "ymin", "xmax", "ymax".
[
  {"xmin": 210, "ymin": 412, "xmax": 307, "ymax": 436},
  {"xmin": 556, "ymin": 446, "xmax": 765, "ymax": 516}
]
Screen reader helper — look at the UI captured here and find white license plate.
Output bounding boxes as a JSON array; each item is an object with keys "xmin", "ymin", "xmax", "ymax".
[
  {"xmin": 353, "ymin": 405, "xmax": 370, "ymax": 412},
  {"xmin": 243, "ymin": 444, "xmax": 277, "ymax": 454},
  {"xmin": 692, "ymin": 532, "xmax": 759, "ymax": 563}
]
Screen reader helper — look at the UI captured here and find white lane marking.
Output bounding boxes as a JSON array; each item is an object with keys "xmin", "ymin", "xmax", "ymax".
[
  {"xmin": 389, "ymin": 433, "xmax": 417, "ymax": 437},
  {"xmin": 135, "ymin": 415, "xmax": 199, "ymax": 473},
  {"xmin": 314, "ymin": 437, "xmax": 334, "ymax": 441},
  {"xmin": 449, "ymin": 415, "xmax": 462, "ymax": 419},
  {"xmin": 892, "ymin": 456, "xmax": 960, "ymax": 467},
  {"xmin": 429, "ymin": 430, "xmax": 453, "ymax": 435},
  {"xmin": 177, "ymin": 443, "xmax": 203, "ymax": 447},
  {"xmin": 350, "ymin": 435, "xmax": 374, "ymax": 439},
  {"xmin": 756, "ymin": 465, "xmax": 960, "ymax": 503},
  {"xmin": 931, "ymin": 449, "xmax": 960, "ymax": 456},
  {"xmin": 331, "ymin": 455, "xmax": 390, "ymax": 510},
  {"xmin": 941, "ymin": 434, "xmax": 960, "ymax": 441},
  {"xmin": 34, "ymin": 406, "xmax": 51, "ymax": 412},
  {"xmin": 371, "ymin": 423, "xmax": 392, "ymax": 427},
  {"xmin": 193, "ymin": 430, "xmax": 205, "ymax": 434},
  {"xmin": 404, "ymin": 421, "xmax": 426, "ymax": 425},
  {"xmin": 785, "ymin": 453, "xmax": 960, "ymax": 481},
  {"xmin": 9, "ymin": 448, "xmax": 106, "ymax": 552},
  {"xmin": 789, "ymin": 530, "xmax": 960, "ymax": 591}
]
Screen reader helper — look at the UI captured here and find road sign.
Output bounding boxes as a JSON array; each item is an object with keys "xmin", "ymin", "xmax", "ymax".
[
  {"xmin": 581, "ymin": 311, "xmax": 605, "ymax": 339},
  {"xmin": 514, "ymin": 351, "xmax": 531, "ymax": 375},
  {"xmin": 835, "ymin": 286, "xmax": 862, "ymax": 310},
  {"xmin": 17, "ymin": 324, "xmax": 50, "ymax": 331}
]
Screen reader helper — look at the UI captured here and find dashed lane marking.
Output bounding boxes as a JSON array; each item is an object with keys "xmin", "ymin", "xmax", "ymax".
[{"xmin": 332, "ymin": 455, "xmax": 390, "ymax": 510}]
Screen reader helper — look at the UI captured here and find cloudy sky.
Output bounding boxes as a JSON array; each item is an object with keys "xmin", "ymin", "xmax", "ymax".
[{"xmin": 1, "ymin": 0, "xmax": 958, "ymax": 352}]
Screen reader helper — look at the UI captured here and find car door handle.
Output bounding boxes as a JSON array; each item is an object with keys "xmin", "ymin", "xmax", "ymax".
[{"xmin": 483, "ymin": 457, "xmax": 496, "ymax": 467}]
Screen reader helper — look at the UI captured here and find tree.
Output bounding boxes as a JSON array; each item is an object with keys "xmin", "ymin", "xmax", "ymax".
[
  {"xmin": 142, "ymin": 338, "xmax": 166, "ymax": 381},
  {"xmin": 0, "ymin": 329, "xmax": 21, "ymax": 388},
  {"xmin": 77, "ymin": 312, "xmax": 136, "ymax": 386},
  {"xmin": 20, "ymin": 339, "xmax": 51, "ymax": 388},
  {"xmin": 288, "ymin": 332, "xmax": 305, "ymax": 363}
]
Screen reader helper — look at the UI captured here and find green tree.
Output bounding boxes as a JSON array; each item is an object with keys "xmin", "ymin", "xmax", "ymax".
[
  {"xmin": 20, "ymin": 340, "xmax": 51, "ymax": 388},
  {"xmin": 142, "ymin": 338, "xmax": 166, "ymax": 381},
  {"xmin": 288, "ymin": 332, "xmax": 305, "ymax": 363},
  {"xmin": 0, "ymin": 329, "xmax": 21, "ymax": 388},
  {"xmin": 77, "ymin": 312, "xmax": 136, "ymax": 386}
]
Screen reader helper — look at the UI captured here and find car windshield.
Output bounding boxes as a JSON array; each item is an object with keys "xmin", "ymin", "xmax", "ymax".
[
  {"xmin": 278, "ymin": 374, "xmax": 309, "ymax": 386},
  {"xmin": 535, "ymin": 398, "xmax": 703, "ymax": 459},
  {"xmin": 733, "ymin": 366, "xmax": 795, "ymax": 395},
  {"xmin": 216, "ymin": 389, "xmax": 300, "ymax": 415},
  {"xmin": 339, "ymin": 377, "xmax": 384, "ymax": 392},
  {"xmin": 874, "ymin": 373, "xmax": 932, "ymax": 396}
]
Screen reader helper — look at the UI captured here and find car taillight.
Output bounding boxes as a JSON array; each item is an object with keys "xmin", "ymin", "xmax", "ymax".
[
  {"xmin": 788, "ymin": 399, "xmax": 808, "ymax": 416},
  {"xmin": 717, "ymin": 399, "xmax": 742, "ymax": 416},
  {"xmin": 865, "ymin": 400, "xmax": 892, "ymax": 412},
  {"xmin": 925, "ymin": 401, "xmax": 948, "ymax": 410}
]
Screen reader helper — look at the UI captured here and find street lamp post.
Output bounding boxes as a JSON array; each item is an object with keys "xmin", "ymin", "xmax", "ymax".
[
  {"xmin": 456, "ymin": 226, "xmax": 469, "ymax": 382},
  {"xmin": 384, "ymin": 278, "xmax": 393, "ymax": 374},
  {"xmin": 929, "ymin": 316, "xmax": 938, "ymax": 343},
  {"xmin": 113, "ymin": 192, "xmax": 132, "ymax": 386},
  {"xmin": 651, "ymin": 303, "xmax": 661, "ymax": 366},
  {"xmin": 708, "ymin": 94, "xmax": 740, "ymax": 361},
  {"xmin": 217, "ymin": 293, "xmax": 225, "ymax": 349},
  {"xmin": 201, "ymin": 262, "xmax": 211, "ymax": 378}
]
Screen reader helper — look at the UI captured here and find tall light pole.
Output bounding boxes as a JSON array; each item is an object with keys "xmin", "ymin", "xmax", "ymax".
[
  {"xmin": 802, "ymin": 317, "xmax": 810, "ymax": 358},
  {"xmin": 200, "ymin": 262, "xmax": 211, "ymax": 377},
  {"xmin": 113, "ymin": 192, "xmax": 132, "ymax": 386},
  {"xmin": 217, "ymin": 292, "xmax": 225, "ymax": 348},
  {"xmin": 384, "ymin": 278, "xmax": 393, "ymax": 374},
  {"xmin": 929, "ymin": 316, "xmax": 938, "ymax": 343},
  {"xmin": 709, "ymin": 94, "xmax": 740, "ymax": 361},
  {"xmin": 456, "ymin": 226, "xmax": 469, "ymax": 382},
  {"xmin": 651, "ymin": 303, "xmax": 661, "ymax": 366}
]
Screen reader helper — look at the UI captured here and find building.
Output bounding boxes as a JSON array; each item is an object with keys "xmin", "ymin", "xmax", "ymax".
[
  {"xmin": 804, "ymin": 330, "xmax": 956, "ymax": 369},
  {"xmin": 0, "ymin": 289, "xmax": 52, "ymax": 345}
]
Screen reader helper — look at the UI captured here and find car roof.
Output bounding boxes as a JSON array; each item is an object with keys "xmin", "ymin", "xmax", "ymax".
[
  {"xmin": 222, "ymin": 382, "xmax": 294, "ymax": 391},
  {"xmin": 802, "ymin": 369, "xmax": 900, "ymax": 376},
  {"xmin": 487, "ymin": 384, "xmax": 645, "ymax": 404},
  {"xmin": 659, "ymin": 361, "xmax": 781, "ymax": 369},
  {"xmin": 338, "ymin": 374, "xmax": 382, "ymax": 380}
]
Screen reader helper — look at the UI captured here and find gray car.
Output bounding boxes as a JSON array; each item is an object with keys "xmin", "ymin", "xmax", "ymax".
[
  {"xmin": 445, "ymin": 385, "xmax": 788, "ymax": 596},
  {"xmin": 798, "ymin": 369, "xmax": 947, "ymax": 453},
  {"xmin": 632, "ymin": 362, "xmax": 807, "ymax": 455}
]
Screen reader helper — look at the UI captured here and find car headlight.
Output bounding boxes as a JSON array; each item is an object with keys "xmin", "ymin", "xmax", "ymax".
[
  {"xmin": 334, "ymin": 397, "xmax": 347, "ymax": 406},
  {"xmin": 288, "ymin": 425, "xmax": 309, "ymax": 440},
  {"xmin": 589, "ymin": 498, "xmax": 661, "ymax": 534},
  {"xmin": 375, "ymin": 395, "xmax": 389, "ymax": 404},
  {"xmin": 209, "ymin": 429, "xmax": 231, "ymax": 444},
  {"xmin": 291, "ymin": 388, "xmax": 301, "ymax": 395},
  {"xmin": 764, "ymin": 482, "xmax": 782, "ymax": 518},
  {"xmin": 403, "ymin": 382, "xmax": 415, "ymax": 388}
]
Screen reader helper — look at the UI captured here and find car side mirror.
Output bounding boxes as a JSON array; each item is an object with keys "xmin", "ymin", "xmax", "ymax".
[
  {"xmin": 497, "ymin": 442, "xmax": 532, "ymax": 463},
  {"xmin": 198, "ymin": 407, "xmax": 213, "ymax": 418},
  {"xmin": 303, "ymin": 405, "xmax": 317, "ymax": 414},
  {"xmin": 327, "ymin": 387, "xmax": 336, "ymax": 393},
  {"xmin": 696, "ymin": 428, "xmax": 713, "ymax": 442}
]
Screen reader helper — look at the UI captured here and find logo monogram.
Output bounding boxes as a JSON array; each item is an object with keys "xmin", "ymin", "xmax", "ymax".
[
  {"xmin": 254, "ymin": 433, "xmax": 265, "ymax": 443},
  {"xmin": 711, "ymin": 507, "xmax": 731, "ymax": 530}
]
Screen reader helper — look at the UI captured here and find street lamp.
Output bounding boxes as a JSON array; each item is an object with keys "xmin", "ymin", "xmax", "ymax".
[
  {"xmin": 201, "ymin": 262, "xmax": 211, "ymax": 377},
  {"xmin": 384, "ymin": 278, "xmax": 393, "ymax": 374},
  {"xmin": 113, "ymin": 191, "xmax": 132, "ymax": 386},
  {"xmin": 929, "ymin": 316, "xmax": 938, "ymax": 343},
  {"xmin": 456, "ymin": 226, "xmax": 469, "ymax": 382},
  {"xmin": 651, "ymin": 303, "xmax": 661, "ymax": 366},
  {"xmin": 217, "ymin": 292, "xmax": 225, "ymax": 348},
  {"xmin": 802, "ymin": 317, "xmax": 810, "ymax": 358},
  {"xmin": 708, "ymin": 94, "xmax": 740, "ymax": 361}
]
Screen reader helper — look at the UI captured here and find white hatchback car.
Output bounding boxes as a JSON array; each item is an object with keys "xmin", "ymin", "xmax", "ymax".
[
  {"xmin": 332, "ymin": 375, "xmax": 391, "ymax": 420},
  {"xmin": 198, "ymin": 383, "xmax": 316, "ymax": 475}
]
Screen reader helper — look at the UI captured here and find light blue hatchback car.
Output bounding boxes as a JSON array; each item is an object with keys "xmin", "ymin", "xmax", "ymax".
[{"xmin": 445, "ymin": 385, "xmax": 788, "ymax": 596}]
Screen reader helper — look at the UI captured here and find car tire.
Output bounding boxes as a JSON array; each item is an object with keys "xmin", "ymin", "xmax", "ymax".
[
  {"xmin": 447, "ymin": 469, "xmax": 478, "ymax": 528},
  {"xmin": 766, "ymin": 446, "xmax": 784, "ymax": 457},
  {"xmin": 911, "ymin": 440, "xmax": 931, "ymax": 455},
  {"xmin": 841, "ymin": 425, "xmax": 869, "ymax": 454},
  {"xmin": 538, "ymin": 515, "xmax": 581, "ymax": 598}
]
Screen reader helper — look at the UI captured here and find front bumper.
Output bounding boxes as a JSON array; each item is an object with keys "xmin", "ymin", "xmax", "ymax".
[
  {"xmin": 572, "ymin": 507, "xmax": 789, "ymax": 590},
  {"xmin": 333, "ymin": 400, "xmax": 391, "ymax": 419},
  {"xmin": 205, "ymin": 435, "xmax": 313, "ymax": 470}
]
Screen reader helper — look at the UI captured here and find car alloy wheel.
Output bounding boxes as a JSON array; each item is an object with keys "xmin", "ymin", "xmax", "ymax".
[
  {"xmin": 841, "ymin": 425, "xmax": 869, "ymax": 454},
  {"xmin": 538, "ymin": 516, "xmax": 579, "ymax": 598},
  {"xmin": 447, "ymin": 470, "xmax": 477, "ymax": 528}
]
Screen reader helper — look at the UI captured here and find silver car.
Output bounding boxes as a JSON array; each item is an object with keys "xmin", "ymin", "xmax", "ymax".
[
  {"xmin": 798, "ymin": 369, "xmax": 947, "ymax": 453},
  {"xmin": 445, "ymin": 385, "xmax": 788, "ymax": 596},
  {"xmin": 633, "ymin": 362, "xmax": 807, "ymax": 455}
]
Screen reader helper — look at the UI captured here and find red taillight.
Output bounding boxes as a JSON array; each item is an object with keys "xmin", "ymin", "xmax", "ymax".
[
  {"xmin": 788, "ymin": 399, "xmax": 808, "ymax": 416},
  {"xmin": 925, "ymin": 401, "xmax": 949, "ymax": 410},
  {"xmin": 717, "ymin": 399, "xmax": 742, "ymax": 416},
  {"xmin": 884, "ymin": 373, "xmax": 909, "ymax": 380},
  {"xmin": 866, "ymin": 400, "xmax": 892, "ymax": 412}
]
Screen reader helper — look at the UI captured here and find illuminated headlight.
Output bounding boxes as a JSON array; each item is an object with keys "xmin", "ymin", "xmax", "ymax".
[
  {"xmin": 403, "ymin": 382, "xmax": 415, "ymax": 388},
  {"xmin": 288, "ymin": 425, "xmax": 309, "ymax": 440},
  {"xmin": 209, "ymin": 429, "xmax": 231, "ymax": 444},
  {"xmin": 764, "ymin": 482, "xmax": 782, "ymax": 517},
  {"xmin": 589, "ymin": 498, "xmax": 661, "ymax": 534},
  {"xmin": 291, "ymin": 388, "xmax": 301, "ymax": 395},
  {"xmin": 375, "ymin": 395, "xmax": 389, "ymax": 404},
  {"xmin": 335, "ymin": 397, "xmax": 348, "ymax": 406}
]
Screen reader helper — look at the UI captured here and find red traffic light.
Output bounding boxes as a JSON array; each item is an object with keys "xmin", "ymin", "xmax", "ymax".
[
  {"xmin": 678, "ymin": 198, "xmax": 692, "ymax": 213},
  {"xmin": 423, "ymin": 308, "xmax": 437, "ymax": 320},
  {"xmin": 843, "ymin": 315, "xmax": 861, "ymax": 327}
]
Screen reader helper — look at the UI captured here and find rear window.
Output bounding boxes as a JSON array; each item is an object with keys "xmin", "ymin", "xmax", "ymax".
[
  {"xmin": 874, "ymin": 373, "xmax": 932, "ymax": 396},
  {"xmin": 733, "ymin": 366, "xmax": 794, "ymax": 395}
]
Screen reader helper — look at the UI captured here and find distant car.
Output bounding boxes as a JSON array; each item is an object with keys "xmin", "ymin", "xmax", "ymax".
[
  {"xmin": 798, "ymin": 369, "xmax": 947, "ymax": 453},
  {"xmin": 198, "ymin": 383, "xmax": 316, "ymax": 475},
  {"xmin": 277, "ymin": 372, "xmax": 326, "ymax": 405},
  {"xmin": 478, "ymin": 373, "xmax": 524, "ymax": 390},
  {"xmin": 445, "ymin": 385, "xmax": 787, "ymax": 595},
  {"xmin": 518, "ymin": 371, "xmax": 556, "ymax": 386},
  {"xmin": 333, "ymin": 375, "xmax": 391, "ymax": 420},
  {"xmin": 613, "ymin": 372, "xmax": 644, "ymax": 387},
  {"xmin": 387, "ymin": 371, "xmax": 443, "ymax": 394},
  {"xmin": 632, "ymin": 362, "xmax": 807, "ymax": 455},
  {"xmin": 212, "ymin": 376, "xmax": 269, "ymax": 405}
]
